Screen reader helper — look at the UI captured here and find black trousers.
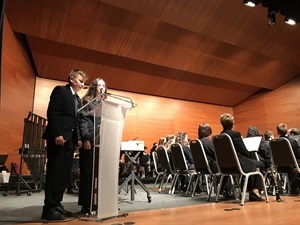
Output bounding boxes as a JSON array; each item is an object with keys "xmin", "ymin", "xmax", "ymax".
[
  {"xmin": 68, "ymin": 158, "xmax": 79, "ymax": 189},
  {"xmin": 78, "ymin": 147, "xmax": 96, "ymax": 209},
  {"xmin": 44, "ymin": 139, "xmax": 74, "ymax": 210}
]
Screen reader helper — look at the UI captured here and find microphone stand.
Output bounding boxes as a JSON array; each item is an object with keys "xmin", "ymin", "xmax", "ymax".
[
  {"xmin": 104, "ymin": 92, "xmax": 137, "ymax": 110},
  {"xmin": 77, "ymin": 95, "xmax": 104, "ymax": 113}
]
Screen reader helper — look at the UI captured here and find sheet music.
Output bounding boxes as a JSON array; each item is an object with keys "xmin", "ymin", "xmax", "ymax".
[
  {"xmin": 121, "ymin": 140, "xmax": 144, "ymax": 151},
  {"xmin": 243, "ymin": 136, "xmax": 262, "ymax": 152}
]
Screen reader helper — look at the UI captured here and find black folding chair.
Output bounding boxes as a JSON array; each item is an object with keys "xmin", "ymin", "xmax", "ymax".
[
  {"xmin": 213, "ymin": 133, "xmax": 269, "ymax": 206},
  {"xmin": 152, "ymin": 151, "xmax": 165, "ymax": 189},
  {"xmin": 156, "ymin": 146, "xmax": 175, "ymax": 193},
  {"xmin": 190, "ymin": 139, "xmax": 219, "ymax": 200},
  {"xmin": 269, "ymin": 138, "xmax": 300, "ymax": 194},
  {"xmin": 170, "ymin": 143, "xmax": 196, "ymax": 196}
]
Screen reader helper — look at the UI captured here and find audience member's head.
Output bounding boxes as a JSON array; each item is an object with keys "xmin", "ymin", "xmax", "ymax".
[
  {"xmin": 165, "ymin": 134, "xmax": 175, "ymax": 150},
  {"xmin": 198, "ymin": 123, "xmax": 212, "ymax": 138},
  {"xmin": 264, "ymin": 130, "xmax": 274, "ymax": 141},
  {"xmin": 175, "ymin": 131, "xmax": 188, "ymax": 146},
  {"xmin": 288, "ymin": 128, "xmax": 300, "ymax": 136},
  {"xmin": 276, "ymin": 123, "xmax": 288, "ymax": 136},
  {"xmin": 220, "ymin": 113, "xmax": 234, "ymax": 129},
  {"xmin": 158, "ymin": 137, "xmax": 166, "ymax": 147},
  {"xmin": 246, "ymin": 126, "xmax": 261, "ymax": 137}
]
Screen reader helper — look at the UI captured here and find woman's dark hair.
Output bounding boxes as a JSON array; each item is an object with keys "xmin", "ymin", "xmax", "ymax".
[
  {"xmin": 246, "ymin": 126, "xmax": 261, "ymax": 137},
  {"xmin": 198, "ymin": 123, "xmax": 212, "ymax": 138},
  {"xmin": 83, "ymin": 78, "xmax": 106, "ymax": 102}
]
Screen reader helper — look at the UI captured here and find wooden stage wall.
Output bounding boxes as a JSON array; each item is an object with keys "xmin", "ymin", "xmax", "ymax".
[{"xmin": 1, "ymin": 10, "xmax": 300, "ymax": 172}]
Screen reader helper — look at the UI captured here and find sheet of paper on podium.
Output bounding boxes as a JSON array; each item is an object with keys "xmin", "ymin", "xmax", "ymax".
[{"xmin": 243, "ymin": 136, "xmax": 262, "ymax": 152}]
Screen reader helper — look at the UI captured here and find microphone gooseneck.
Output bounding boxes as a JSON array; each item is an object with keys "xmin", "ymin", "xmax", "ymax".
[{"xmin": 104, "ymin": 92, "xmax": 137, "ymax": 109}]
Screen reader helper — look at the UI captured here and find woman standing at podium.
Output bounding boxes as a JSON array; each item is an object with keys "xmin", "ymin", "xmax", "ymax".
[{"xmin": 78, "ymin": 78, "xmax": 107, "ymax": 214}]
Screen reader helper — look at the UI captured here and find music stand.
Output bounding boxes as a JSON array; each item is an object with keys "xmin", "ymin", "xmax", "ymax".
[
  {"xmin": 243, "ymin": 136, "xmax": 262, "ymax": 160},
  {"xmin": 118, "ymin": 141, "xmax": 151, "ymax": 203}
]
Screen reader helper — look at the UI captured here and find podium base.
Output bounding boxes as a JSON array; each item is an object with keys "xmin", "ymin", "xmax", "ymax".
[{"xmin": 79, "ymin": 211, "xmax": 129, "ymax": 222}]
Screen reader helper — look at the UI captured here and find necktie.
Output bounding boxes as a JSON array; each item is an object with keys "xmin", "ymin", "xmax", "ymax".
[{"xmin": 74, "ymin": 94, "xmax": 78, "ymax": 113}]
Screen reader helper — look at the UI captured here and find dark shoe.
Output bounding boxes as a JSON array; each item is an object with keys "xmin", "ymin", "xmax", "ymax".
[
  {"xmin": 41, "ymin": 208, "xmax": 65, "ymax": 220},
  {"xmin": 249, "ymin": 191, "xmax": 264, "ymax": 202},
  {"xmin": 55, "ymin": 205, "xmax": 73, "ymax": 217},
  {"xmin": 67, "ymin": 188, "xmax": 79, "ymax": 194},
  {"xmin": 289, "ymin": 189, "xmax": 299, "ymax": 195},
  {"xmin": 81, "ymin": 206, "xmax": 91, "ymax": 214},
  {"xmin": 221, "ymin": 190, "xmax": 235, "ymax": 200}
]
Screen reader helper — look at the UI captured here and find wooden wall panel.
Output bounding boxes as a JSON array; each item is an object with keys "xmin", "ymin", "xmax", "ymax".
[
  {"xmin": 0, "ymin": 15, "xmax": 36, "ymax": 171},
  {"xmin": 234, "ymin": 76, "xmax": 300, "ymax": 137},
  {"xmin": 34, "ymin": 77, "xmax": 232, "ymax": 150}
]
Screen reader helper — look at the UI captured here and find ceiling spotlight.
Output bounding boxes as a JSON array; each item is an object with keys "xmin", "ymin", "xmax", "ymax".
[
  {"xmin": 243, "ymin": 0, "xmax": 260, "ymax": 7},
  {"xmin": 243, "ymin": 1, "xmax": 256, "ymax": 7},
  {"xmin": 285, "ymin": 17, "xmax": 296, "ymax": 25},
  {"xmin": 268, "ymin": 11, "xmax": 276, "ymax": 26}
]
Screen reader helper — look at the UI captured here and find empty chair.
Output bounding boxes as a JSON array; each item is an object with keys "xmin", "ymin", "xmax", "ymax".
[
  {"xmin": 156, "ymin": 146, "xmax": 175, "ymax": 193},
  {"xmin": 170, "ymin": 143, "xmax": 196, "ymax": 196},
  {"xmin": 190, "ymin": 139, "xmax": 219, "ymax": 200},
  {"xmin": 152, "ymin": 151, "xmax": 164, "ymax": 189},
  {"xmin": 213, "ymin": 133, "xmax": 269, "ymax": 206},
  {"xmin": 269, "ymin": 138, "xmax": 300, "ymax": 194}
]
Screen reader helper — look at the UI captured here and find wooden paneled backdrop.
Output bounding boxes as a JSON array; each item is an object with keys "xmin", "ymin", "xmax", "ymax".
[
  {"xmin": 0, "ymin": 16, "xmax": 36, "ymax": 172},
  {"xmin": 1, "ymin": 12, "xmax": 300, "ymax": 173},
  {"xmin": 33, "ymin": 77, "xmax": 232, "ymax": 148},
  {"xmin": 234, "ymin": 76, "xmax": 300, "ymax": 137}
]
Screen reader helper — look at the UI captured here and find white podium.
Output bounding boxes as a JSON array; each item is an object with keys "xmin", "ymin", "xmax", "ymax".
[{"xmin": 79, "ymin": 96, "xmax": 132, "ymax": 221}]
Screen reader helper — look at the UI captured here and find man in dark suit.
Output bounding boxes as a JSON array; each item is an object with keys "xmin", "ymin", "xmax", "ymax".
[
  {"xmin": 276, "ymin": 123, "xmax": 300, "ymax": 194},
  {"xmin": 220, "ymin": 113, "xmax": 265, "ymax": 201},
  {"xmin": 41, "ymin": 69, "xmax": 88, "ymax": 220}
]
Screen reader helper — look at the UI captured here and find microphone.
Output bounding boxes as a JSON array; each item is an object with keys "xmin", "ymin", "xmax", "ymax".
[{"xmin": 131, "ymin": 102, "xmax": 137, "ymax": 108}]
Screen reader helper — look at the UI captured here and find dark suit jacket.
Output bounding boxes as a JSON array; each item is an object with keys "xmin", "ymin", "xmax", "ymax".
[
  {"xmin": 79, "ymin": 99, "xmax": 101, "ymax": 145},
  {"xmin": 221, "ymin": 128, "xmax": 263, "ymax": 172},
  {"xmin": 199, "ymin": 137, "xmax": 218, "ymax": 173},
  {"xmin": 42, "ymin": 84, "xmax": 80, "ymax": 143},
  {"xmin": 221, "ymin": 129, "xmax": 250, "ymax": 158},
  {"xmin": 258, "ymin": 140, "xmax": 271, "ymax": 160},
  {"xmin": 182, "ymin": 145, "xmax": 194, "ymax": 170},
  {"xmin": 199, "ymin": 136, "xmax": 216, "ymax": 162}
]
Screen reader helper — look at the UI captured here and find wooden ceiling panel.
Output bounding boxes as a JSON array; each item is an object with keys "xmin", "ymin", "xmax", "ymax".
[{"xmin": 5, "ymin": 0, "xmax": 300, "ymax": 106}]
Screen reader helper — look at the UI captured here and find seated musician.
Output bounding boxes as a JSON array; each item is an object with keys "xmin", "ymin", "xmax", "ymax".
[
  {"xmin": 276, "ymin": 123, "xmax": 300, "ymax": 194},
  {"xmin": 220, "ymin": 113, "xmax": 265, "ymax": 201},
  {"xmin": 138, "ymin": 146, "xmax": 151, "ymax": 178},
  {"xmin": 246, "ymin": 126, "xmax": 270, "ymax": 169},
  {"xmin": 258, "ymin": 130, "xmax": 274, "ymax": 167},
  {"xmin": 149, "ymin": 142, "xmax": 158, "ymax": 177},
  {"xmin": 174, "ymin": 131, "xmax": 195, "ymax": 191},
  {"xmin": 119, "ymin": 151, "xmax": 140, "ymax": 178}
]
